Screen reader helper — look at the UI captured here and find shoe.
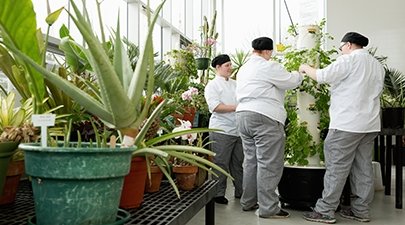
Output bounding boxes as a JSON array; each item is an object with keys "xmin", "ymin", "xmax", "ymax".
[
  {"xmin": 303, "ymin": 211, "xmax": 336, "ymax": 224},
  {"xmin": 339, "ymin": 208, "xmax": 370, "ymax": 222},
  {"xmin": 255, "ymin": 209, "xmax": 290, "ymax": 219},
  {"xmin": 242, "ymin": 203, "xmax": 259, "ymax": 211},
  {"xmin": 214, "ymin": 196, "xmax": 228, "ymax": 205},
  {"xmin": 235, "ymin": 195, "xmax": 241, "ymax": 199}
]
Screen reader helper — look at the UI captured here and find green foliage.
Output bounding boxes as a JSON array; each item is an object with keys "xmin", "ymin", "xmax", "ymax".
[
  {"xmin": 230, "ymin": 49, "xmax": 250, "ymax": 78},
  {"xmin": 166, "ymin": 49, "xmax": 198, "ymax": 80},
  {"xmin": 281, "ymin": 19, "xmax": 337, "ymax": 166},
  {"xmin": 369, "ymin": 48, "xmax": 405, "ymax": 108},
  {"xmin": 284, "ymin": 98, "xmax": 324, "ymax": 166},
  {"xmin": 0, "ymin": 93, "xmax": 31, "ymax": 133}
]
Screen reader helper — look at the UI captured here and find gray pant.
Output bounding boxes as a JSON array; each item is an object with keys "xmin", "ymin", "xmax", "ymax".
[
  {"xmin": 236, "ymin": 111, "xmax": 285, "ymax": 216},
  {"xmin": 210, "ymin": 132, "xmax": 244, "ymax": 197},
  {"xmin": 315, "ymin": 129, "xmax": 377, "ymax": 218}
]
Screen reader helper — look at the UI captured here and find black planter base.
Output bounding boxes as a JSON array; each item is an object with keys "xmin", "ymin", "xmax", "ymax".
[{"xmin": 278, "ymin": 165, "xmax": 325, "ymax": 210}]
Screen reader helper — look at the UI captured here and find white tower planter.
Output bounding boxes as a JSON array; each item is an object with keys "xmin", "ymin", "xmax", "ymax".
[{"xmin": 296, "ymin": 25, "xmax": 322, "ymax": 166}]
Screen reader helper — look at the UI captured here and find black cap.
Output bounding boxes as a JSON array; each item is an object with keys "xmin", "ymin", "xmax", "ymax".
[
  {"xmin": 211, "ymin": 54, "xmax": 231, "ymax": 68},
  {"xmin": 341, "ymin": 32, "xmax": 369, "ymax": 47},
  {"xmin": 252, "ymin": 37, "xmax": 273, "ymax": 50}
]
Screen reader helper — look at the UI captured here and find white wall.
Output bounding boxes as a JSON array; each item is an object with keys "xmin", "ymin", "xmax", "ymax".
[{"xmin": 326, "ymin": 0, "xmax": 405, "ymax": 72}]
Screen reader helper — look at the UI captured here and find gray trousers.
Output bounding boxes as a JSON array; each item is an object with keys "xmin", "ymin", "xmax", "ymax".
[
  {"xmin": 210, "ymin": 132, "xmax": 244, "ymax": 197},
  {"xmin": 236, "ymin": 111, "xmax": 285, "ymax": 217},
  {"xmin": 315, "ymin": 129, "xmax": 377, "ymax": 218}
]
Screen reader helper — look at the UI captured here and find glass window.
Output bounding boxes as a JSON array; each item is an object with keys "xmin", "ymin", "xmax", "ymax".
[
  {"xmin": 171, "ymin": 0, "xmax": 185, "ymax": 33},
  {"xmin": 222, "ymin": 0, "xmax": 275, "ymax": 53}
]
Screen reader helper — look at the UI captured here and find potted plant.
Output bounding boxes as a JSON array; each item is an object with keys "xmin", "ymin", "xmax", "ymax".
[{"xmin": 0, "ymin": 92, "xmax": 38, "ymax": 205}]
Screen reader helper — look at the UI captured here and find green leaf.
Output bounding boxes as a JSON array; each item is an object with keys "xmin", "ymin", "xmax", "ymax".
[{"xmin": 0, "ymin": 0, "xmax": 46, "ymax": 112}]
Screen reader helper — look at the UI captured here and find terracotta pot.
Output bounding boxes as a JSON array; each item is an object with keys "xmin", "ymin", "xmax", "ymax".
[
  {"xmin": 172, "ymin": 107, "xmax": 197, "ymax": 127},
  {"xmin": 182, "ymin": 107, "xmax": 196, "ymax": 124},
  {"xmin": 0, "ymin": 160, "xmax": 24, "ymax": 205},
  {"xmin": 119, "ymin": 157, "xmax": 147, "ymax": 209},
  {"xmin": 145, "ymin": 166, "xmax": 163, "ymax": 193},
  {"xmin": 194, "ymin": 167, "xmax": 207, "ymax": 187},
  {"xmin": 173, "ymin": 165, "xmax": 198, "ymax": 191}
]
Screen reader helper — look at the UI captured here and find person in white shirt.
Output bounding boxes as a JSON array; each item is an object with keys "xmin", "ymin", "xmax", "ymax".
[
  {"xmin": 235, "ymin": 37, "xmax": 303, "ymax": 218},
  {"xmin": 300, "ymin": 32, "xmax": 385, "ymax": 224},
  {"xmin": 204, "ymin": 54, "xmax": 243, "ymax": 205}
]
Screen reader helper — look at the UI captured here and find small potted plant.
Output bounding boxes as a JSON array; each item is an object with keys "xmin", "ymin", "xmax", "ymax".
[
  {"xmin": 187, "ymin": 11, "xmax": 218, "ymax": 73},
  {"xmin": 0, "ymin": 93, "xmax": 37, "ymax": 201}
]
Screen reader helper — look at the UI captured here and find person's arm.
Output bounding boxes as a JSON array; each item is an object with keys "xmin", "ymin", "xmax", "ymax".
[
  {"xmin": 212, "ymin": 103, "xmax": 236, "ymax": 113},
  {"xmin": 299, "ymin": 64, "xmax": 318, "ymax": 81}
]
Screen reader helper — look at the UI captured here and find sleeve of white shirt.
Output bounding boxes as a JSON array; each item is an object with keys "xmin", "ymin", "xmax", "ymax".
[
  {"xmin": 267, "ymin": 62, "xmax": 303, "ymax": 90},
  {"xmin": 316, "ymin": 56, "xmax": 351, "ymax": 85},
  {"xmin": 204, "ymin": 82, "xmax": 221, "ymax": 113}
]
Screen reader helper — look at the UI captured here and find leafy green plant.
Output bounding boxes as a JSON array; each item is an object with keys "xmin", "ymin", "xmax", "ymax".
[
  {"xmin": 280, "ymin": 19, "xmax": 337, "ymax": 166},
  {"xmin": 230, "ymin": 49, "xmax": 250, "ymax": 78},
  {"xmin": 369, "ymin": 48, "xmax": 405, "ymax": 108}
]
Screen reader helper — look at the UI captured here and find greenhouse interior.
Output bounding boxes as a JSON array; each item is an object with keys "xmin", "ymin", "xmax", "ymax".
[{"xmin": 0, "ymin": 0, "xmax": 404, "ymax": 224}]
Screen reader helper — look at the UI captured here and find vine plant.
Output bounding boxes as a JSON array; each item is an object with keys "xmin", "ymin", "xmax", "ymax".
[{"xmin": 281, "ymin": 19, "xmax": 338, "ymax": 166}]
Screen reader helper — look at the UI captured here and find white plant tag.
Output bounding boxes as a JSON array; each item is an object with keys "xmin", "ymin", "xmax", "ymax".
[{"xmin": 32, "ymin": 114, "xmax": 56, "ymax": 147}]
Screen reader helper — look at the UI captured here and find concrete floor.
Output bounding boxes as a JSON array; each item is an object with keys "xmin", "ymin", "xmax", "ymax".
[{"xmin": 187, "ymin": 167, "xmax": 405, "ymax": 225}]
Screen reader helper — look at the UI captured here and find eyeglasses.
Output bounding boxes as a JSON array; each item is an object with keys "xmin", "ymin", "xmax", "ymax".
[{"xmin": 339, "ymin": 42, "xmax": 348, "ymax": 51}]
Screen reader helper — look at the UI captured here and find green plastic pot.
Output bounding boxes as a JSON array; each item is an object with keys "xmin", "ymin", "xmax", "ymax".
[
  {"xmin": 20, "ymin": 143, "xmax": 134, "ymax": 225},
  {"xmin": 0, "ymin": 142, "xmax": 19, "ymax": 194},
  {"xmin": 195, "ymin": 57, "xmax": 210, "ymax": 70}
]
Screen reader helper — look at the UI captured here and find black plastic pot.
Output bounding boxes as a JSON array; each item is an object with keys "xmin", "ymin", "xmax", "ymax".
[
  {"xmin": 381, "ymin": 107, "xmax": 405, "ymax": 129},
  {"xmin": 278, "ymin": 165, "xmax": 325, "ymax": 209}
]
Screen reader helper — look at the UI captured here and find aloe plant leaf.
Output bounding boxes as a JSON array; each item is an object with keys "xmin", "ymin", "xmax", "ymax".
[
  {"xmin": 113, "ymin": 19, "xmax": 133, "ymax": 92},
  {"xmin": 6, "ymin": 46, "xmax": 114, "ymax": 124},
  {"xmin": 68, "ymin": 0, "xmax": 137, "ymax": 129},
  {"xmin": 128, "ymin": 0, "xmax": 166, "ymax": 106}
]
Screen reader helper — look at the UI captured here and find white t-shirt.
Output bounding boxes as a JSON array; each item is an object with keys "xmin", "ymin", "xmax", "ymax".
[
  {"xmin": 316, "ymin": 49, "xmax": 385, "ymax": 133},
  {"xmin": 235, "ymin": 55, "xmax": 303, "ymax": 124},
  {"xmin": 204, "ymin": 75, "xmax": 239, "ymax": 136}
]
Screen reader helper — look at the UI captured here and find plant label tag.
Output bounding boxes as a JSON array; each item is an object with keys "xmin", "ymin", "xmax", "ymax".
[{"xmin": 32, "ymin": 114, "xmax": 56, "ymax": 127}]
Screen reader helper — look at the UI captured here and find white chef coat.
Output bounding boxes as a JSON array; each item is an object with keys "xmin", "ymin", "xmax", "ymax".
[
  {"xmin": 316, "ymin": 49, "xmax": 385, "ymax": 133},
  {"xmin": 235, "ymin": 55, "xmax": 303, "ymax": 124},
  {"xmin": 204, "ymin": 75, "xmax": 239, "ymax": 136}
]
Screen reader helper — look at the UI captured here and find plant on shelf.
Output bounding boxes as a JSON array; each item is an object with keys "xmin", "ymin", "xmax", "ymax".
[
  {"xmin": 279, "ymin": 19, "xmax": 337, "ymax": 166},
  {"xmin": 186, "ymin": 10, "xmax": 218, "ymax": 83},
  {"xmin": 188, "ymin": 10, "xmax": 218, "ymax": 61},
  {"xmin": 369, "ymin": 48, "xmax": 405, "ymax": 128},
  {"xmin": 0, "ymin": 92, "xmax": 38, "ymax": 199}
]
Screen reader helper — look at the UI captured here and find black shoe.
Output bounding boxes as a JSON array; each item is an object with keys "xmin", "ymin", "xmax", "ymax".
[
  {"xmin": 242, "ymin": 203, "xmax": 259, "ymax": 211},
  {"xmin": 214, "ymin": 196, "xmax": 228, "ymax": 205},
  {"xmin": 257, "ymin": 209, "xmax": 290, "ymax": 219},
  {"xmin": 235, "ymin": 195, "xmax": 241, "ymax": 199}
]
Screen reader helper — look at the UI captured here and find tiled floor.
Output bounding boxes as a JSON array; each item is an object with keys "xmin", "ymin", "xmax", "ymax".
[{"xmin": 187, "ymin": 167, "xmax": 405, "ymax": 225}]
